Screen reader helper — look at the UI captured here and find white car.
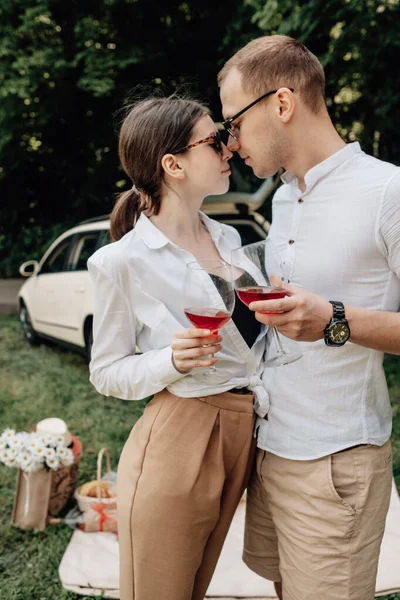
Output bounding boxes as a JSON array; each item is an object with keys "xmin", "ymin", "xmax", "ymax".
[{"xmin": 18, "ymin": 180, "xmax": 276, "ymax": 360}]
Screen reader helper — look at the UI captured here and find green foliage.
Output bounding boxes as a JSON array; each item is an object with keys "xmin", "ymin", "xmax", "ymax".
[
  {"xmin": 0, "ymin": 0, "xmax": 247, "ymax": 276},
  {"xmin": 244, "ymin": 0, "xmax": 400, "ymax": 161},
  {"xmin": 0, "ymin": 222, "xmax": 66, "ymax": 277},
  {"xmin": 0, "ymin": 314, "xmax": 147, "ymax": 598},
  {"xmin": 1, "ymin": 0, "xmax": 400, "ymax": 276}
]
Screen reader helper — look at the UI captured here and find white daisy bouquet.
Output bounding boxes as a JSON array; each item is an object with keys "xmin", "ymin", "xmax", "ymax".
[{"xmin": 0, "ymin": 428, "xmax": 74, "ymax": 473}]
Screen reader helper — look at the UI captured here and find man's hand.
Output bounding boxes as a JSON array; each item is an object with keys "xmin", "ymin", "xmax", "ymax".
[
  {"xmin": 171, "ymin": 328, "xmax": 222, "ymax": 373},
  {"xmin": 249, "ymin": 276, "xmax": 332, "ymax": 342}
]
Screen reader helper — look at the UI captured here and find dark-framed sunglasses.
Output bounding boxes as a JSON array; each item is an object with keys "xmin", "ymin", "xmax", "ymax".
[
  {"xmin": 176, "ymin": 131, "xmax": 224, "ymax": 156},
  {"xmin": 221, "ymin": 88, "xmax": 295, "ymax": 140}
]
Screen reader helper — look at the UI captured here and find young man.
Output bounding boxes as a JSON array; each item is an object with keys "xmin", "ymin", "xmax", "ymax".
[{"xmin": 219, "ymin": 35, "xmax": 400, "ymax": 600}]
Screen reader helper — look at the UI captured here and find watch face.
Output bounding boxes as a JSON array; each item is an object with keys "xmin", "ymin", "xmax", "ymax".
[{"xmin": 329, "ymin": 322, "xmax": 350, "ymax": 344}]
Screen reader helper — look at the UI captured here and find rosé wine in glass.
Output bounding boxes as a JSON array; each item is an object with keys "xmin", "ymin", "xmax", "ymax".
[
  {"xmin": 237, "ymin": 286, "xmax": 289, "ymax": 312},
  {"xmin": 184, "ymin": 308, "xmax": 231, "ymax": 333},
  {"xmin": 182, "ymin": 259, "xmax": 235, "ymax": 374},
  {"xmin": 231, "ymin": 240, "xmax": 302, "ymax": 367}
]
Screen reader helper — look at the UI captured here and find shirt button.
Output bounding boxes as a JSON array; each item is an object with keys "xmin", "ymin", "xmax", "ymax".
[
  {"xmin": 288, "ymin": 239, "xmax": 295, "ymax": 245},
  {"xmin": 298, "ymin": 198, "xmax": 304, "ymax": 203}
]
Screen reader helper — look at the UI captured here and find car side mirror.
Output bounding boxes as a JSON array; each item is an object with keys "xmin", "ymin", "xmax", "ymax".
[{"xmin": 19, "ymin": 260, "xmax": 40, "ymax": 277}]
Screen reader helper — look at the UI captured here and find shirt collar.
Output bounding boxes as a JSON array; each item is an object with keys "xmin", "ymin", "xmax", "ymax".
[
  {"xmin": 134, "ymin": 213, "xmax": 170, "ymax": 249},
  {"xmin": 133, "ymin": 210, "xmax": 223, "ymax": 249},
  {"xmin": 280, "ymin": 142, "xmax": 362, "ymax": 193}
]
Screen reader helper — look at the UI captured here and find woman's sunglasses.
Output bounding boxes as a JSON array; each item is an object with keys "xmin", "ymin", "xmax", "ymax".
[{"xmin": 176, "ymin": 131, "xmax": 224, "ymax": 156}]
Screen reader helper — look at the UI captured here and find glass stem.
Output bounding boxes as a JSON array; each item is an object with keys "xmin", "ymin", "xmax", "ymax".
[
  {"xmin": 272, "ymin": 327, "xmax": 286, "ymax": 356},
  {"xmin": 205, "ymin": 329, "xmax": 218, "ymax": 372}
]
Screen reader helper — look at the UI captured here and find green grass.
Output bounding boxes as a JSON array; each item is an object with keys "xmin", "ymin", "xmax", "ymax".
[
  {"xmin": 0, "ymin": 315, "xmax": 147, "ymax": 600},
  {"xmin": 0, "ymin": 314, "xmax": 399, "ymax": 599}
]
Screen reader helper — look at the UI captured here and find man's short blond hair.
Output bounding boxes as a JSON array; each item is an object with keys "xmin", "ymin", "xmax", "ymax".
[{"xmin": 218, "ymin": 35, "xmax": 326, "ymax": 114}]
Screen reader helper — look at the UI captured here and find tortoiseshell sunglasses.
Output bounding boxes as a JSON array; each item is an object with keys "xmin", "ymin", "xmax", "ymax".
[{"xmin": 176, "ymin": 131, "xmax": 224, "ymax": 156}]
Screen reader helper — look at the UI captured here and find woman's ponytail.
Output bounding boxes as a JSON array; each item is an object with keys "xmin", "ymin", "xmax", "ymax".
[{"xmin": 110, "ymin": 189, "xmax": 143, "ymax": 241}]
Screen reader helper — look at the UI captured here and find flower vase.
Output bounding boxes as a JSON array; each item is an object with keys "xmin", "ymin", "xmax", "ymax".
[{"xmin": 11, "ymin": 467, "xmax": 52, "ymax": 530}]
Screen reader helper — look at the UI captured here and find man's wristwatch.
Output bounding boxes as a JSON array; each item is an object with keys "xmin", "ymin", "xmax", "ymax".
[{"xmin": 324, "ymin": 301, "xmax": 351, "ymax": 347}]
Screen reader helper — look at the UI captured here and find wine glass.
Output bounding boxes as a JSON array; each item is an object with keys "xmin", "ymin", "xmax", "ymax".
[
  {"xmin": 182, "ymin": 259, "xmax": 235, "ymax": 373},
  {"xmin": 231, "ymin": 239, "xmax": 302, "ymax": 367}
]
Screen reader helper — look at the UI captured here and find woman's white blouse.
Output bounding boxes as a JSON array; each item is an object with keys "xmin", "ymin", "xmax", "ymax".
[{"xmin": 87, "ymin": 212, "xmax": 270, "ymax": 417}]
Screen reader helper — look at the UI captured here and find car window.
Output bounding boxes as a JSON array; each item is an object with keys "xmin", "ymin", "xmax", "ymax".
[
  {"xmin": 97, "ymin": 229, "xmax": 112, "ymax": 249},
  {"xmin": 222, "ymin": 221, "xmax": 266, "ymax": 245},
  {"xmin": 40, "ymin": 237, "xmax": 74, "ymax": 274},
  {"xmin": 68, "ymin": 232, "xmax": 100, "ymax": 271}
]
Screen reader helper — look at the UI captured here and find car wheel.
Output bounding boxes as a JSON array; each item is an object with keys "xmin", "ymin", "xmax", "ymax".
[
  {"xmin": 19, "ymin": 302, "xmax": 40, "ymax": 346},
  {"xmin": 85, "ymin": 324, "xmax": 93, "ymax": 363}
]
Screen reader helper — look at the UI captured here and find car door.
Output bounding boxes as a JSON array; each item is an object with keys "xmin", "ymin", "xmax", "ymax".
[
  {"xmin": 65, "ymin": 230, "xmax": 105, "ymax": 345},
  {"xmin": 29, "ymin": 235, "xmax": 75, "ymax": 338},
  {"xmin": 45, "ymin": 230, "xmax": 101, "ymax": 347}
]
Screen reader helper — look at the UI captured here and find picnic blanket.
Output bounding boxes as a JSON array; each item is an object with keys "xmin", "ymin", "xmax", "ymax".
[{"xmin": 59, "ymin": 478, "xmax": 400, "ymax": 598}]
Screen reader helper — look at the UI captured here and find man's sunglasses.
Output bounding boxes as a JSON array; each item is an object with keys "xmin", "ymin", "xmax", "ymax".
[
  {"xmin": 221, "ymin": 88, "xmax": 294, "ymax": 140},
  {"xmin": 176, "ymin": 131, "xmax": 224, "ymax": 156}
]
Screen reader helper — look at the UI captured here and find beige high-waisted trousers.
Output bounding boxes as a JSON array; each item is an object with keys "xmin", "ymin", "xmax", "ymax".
[{"xmin": 117, "ymin": 388, "xmax": 255, "ymax": 600}]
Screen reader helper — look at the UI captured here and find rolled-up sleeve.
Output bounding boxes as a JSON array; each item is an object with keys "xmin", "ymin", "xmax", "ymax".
[
  {"xmin": 88, "ymin": 258, "xmax": 186, "ymax": 400},
  {"xmin": 379, "ymin": 171, "xmax": 400, "ymax": 280}
]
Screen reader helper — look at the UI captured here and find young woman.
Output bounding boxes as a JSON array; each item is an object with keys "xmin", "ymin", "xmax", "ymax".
[{"xmin": 88, "ymin": 96, "xmax": 269, "ymax": 600}]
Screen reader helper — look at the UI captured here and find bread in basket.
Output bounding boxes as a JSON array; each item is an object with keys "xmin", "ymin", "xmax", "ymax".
[{"xmin": 74, "ymin": 447, "xmax": 117, "ymax": 513}]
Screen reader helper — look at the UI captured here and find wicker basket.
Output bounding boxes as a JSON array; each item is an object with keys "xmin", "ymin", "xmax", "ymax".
[
  {"xmin": 48, "ymin": 434, "xmax": 82, "ymax": 516},
  {"xmin": 74, "ymin": 447, "xmax": 117, "ymax": 513}
]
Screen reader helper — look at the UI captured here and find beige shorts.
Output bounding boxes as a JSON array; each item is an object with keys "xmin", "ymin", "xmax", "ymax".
[{"xmin": 243, "ymin": 441, "xmax": 392, "ymax": 600}]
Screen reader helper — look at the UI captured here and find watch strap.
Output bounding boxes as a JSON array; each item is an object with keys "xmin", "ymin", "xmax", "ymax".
[
  {"xmin": 329, "ymin": 300, "xmax": 346, "ymax": 320},
  {"xmin": 324, "ymin": 300, "xmax": 350, "ymax": 346}
]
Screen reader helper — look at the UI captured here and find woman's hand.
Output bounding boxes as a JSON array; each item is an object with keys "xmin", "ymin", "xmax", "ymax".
[{"xmin": 171, "ymin": 328, "xmax": 223, "ymax": 373}]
